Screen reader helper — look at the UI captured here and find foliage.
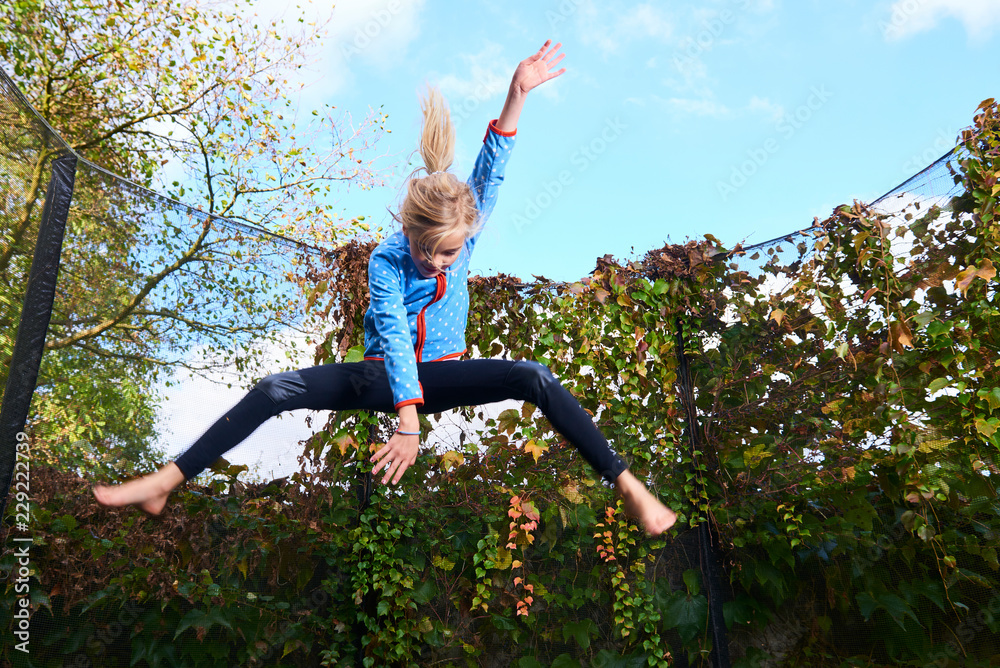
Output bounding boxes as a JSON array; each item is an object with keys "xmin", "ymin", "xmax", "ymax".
[
  {"xmin": 2, "ymin": 100, "xmax": 1000, "ymax": 666},
  {"xmin": 0, "ymin": 0, "xmax": 385, "ymax": 467}
]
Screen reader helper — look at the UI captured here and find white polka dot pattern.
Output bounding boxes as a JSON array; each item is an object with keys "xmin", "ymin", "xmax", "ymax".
[{"xmin": 362, "ymin": 123, "xmax": 517, "ymax": 407}]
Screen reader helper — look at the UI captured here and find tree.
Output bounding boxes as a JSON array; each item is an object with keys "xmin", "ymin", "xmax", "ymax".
[{"xmin": 0, "ymin": 0, "xmax": 386, "ymax": 468}]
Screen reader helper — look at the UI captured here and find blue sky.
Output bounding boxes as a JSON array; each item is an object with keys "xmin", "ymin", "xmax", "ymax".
[{"xmin": 270, "ymin": 0, "xmax": 999, "ymax": 281}]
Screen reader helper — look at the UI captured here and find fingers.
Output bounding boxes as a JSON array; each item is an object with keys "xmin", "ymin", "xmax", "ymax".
[
  {"xmin": 381, "ymin": 458, "xmax": 402, "ymax": 485},
  {"xmin": 542, "ymin": 41, "xmax": 563, "ymax": 63},
  {"xmin": 546, "ymin": 51, "xmax": 566, "ymax": 71},
  {"xmin": 370, "ymin": 435, "xmax": 417, "ymax": 485},
  {"xmin": 378, "ymin": 451, "xmax": 414, "ymax": 485},
  {"xmin": 529, "ymin": 40, "xmax": 563, "ymax": 65},
  {"xmin": 531, "ymin": 39, "xmax": 552, "ymax": 60}
]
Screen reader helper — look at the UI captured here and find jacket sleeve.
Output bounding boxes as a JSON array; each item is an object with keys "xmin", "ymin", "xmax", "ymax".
[
  {"xmin": 367, "ymin": 249, "xmax": 423, "ymax": 409},
  {"xmin": 467, "ymin": 119, "xmax": 517, "ymax": 249}
]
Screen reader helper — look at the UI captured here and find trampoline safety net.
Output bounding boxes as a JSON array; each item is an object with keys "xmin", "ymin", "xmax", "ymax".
[{"xmin": 2, "ymin": 62, "xmax": 999, "ymax": 668}]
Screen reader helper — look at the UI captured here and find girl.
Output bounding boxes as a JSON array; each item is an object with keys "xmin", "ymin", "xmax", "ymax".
[{"xmin": 94, "ymin": 41, "xmax": 677, "ymax": 537}]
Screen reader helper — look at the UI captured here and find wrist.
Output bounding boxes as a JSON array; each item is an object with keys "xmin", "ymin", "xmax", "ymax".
[{"xmin": 508, "ymin": 81, "xmax": 530, "ymax": 99}]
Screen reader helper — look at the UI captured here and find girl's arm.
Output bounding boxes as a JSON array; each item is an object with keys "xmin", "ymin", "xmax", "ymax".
[
  {"xmin": 372, "ymin": 41, "xmax": 566, "ymax": 486},
  {"xmin": 495, "ymin": 40, "xmax": 566, "ymax": 134},
  {"xmin": 371, "ymin": 403, "xmax": 420, "ymax": 486}
]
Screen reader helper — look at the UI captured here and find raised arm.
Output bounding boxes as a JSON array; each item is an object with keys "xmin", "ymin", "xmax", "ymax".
[{"xmin": 495, "ymin": 40, "xmax": 566, "ymax": 134}]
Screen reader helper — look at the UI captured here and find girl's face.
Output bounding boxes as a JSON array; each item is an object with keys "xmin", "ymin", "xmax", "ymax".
[{"xmin": 404, "ymin": 226, "xmax": 466, "ymax": 278}]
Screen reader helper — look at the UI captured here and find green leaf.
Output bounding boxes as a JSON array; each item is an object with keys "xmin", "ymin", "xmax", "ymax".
[
  {"xmin": 927, "ymin": 377, "xmax": 950, "ymax": 393},
  {"xmin": 682, "ymin": 569, "xmax": 702, "ymax": 596},
  {"xmin": 344, "ymin": 345, "xmax": 366, "ymax": 364},
  {"xmin": 877, "ymin": 593, "xmax": 918, "ymax": 629},
  {"xmin": 551, "ymin": 654, "xmax": 580, "ymax": 668},
  {"xmin": 561, "ymin": 619, "xmax": 597, "ymax": 650},
  {"xmin": 174, "ymin": 608, "xmax": 233, "ymax": 639},
  {"xmin": 856, "ymin": 592, "xmax": 878, "ymax": 620}
]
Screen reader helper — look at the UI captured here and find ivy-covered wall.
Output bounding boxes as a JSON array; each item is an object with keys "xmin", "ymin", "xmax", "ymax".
[{"xmin": 2, "ymin": 99, "xmax": 999, "ymax": 667}]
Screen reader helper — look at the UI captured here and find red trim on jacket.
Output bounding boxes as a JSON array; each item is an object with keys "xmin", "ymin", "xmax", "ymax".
[
  {"xmin": 430, "ymin": 349, "xmax": 466, "ymax": 361},
  {"xmin": 395, "ymin": 397, "xmax": 424, "ymax": 410},
  {"xmin": 415, "ymin": 274, "xmax": 447, "ymax": 363},
  {"xmin": 486, "ymin": 118, "xmax": 517, "ymax": 140}
]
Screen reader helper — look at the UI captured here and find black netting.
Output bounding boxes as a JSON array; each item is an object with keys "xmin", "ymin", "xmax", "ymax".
[
  {"xmin": 0, "ymin": 69, "xmax": 61, "ymax": 422},
  {"xmin": 2, "ymin": 62, "xmax": 998, "ymax": 667}
]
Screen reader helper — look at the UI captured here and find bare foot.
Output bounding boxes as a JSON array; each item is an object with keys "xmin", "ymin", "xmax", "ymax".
[
  {"xmin": 615, "ymin": 470, "xmax": 677, "ymax": 536},
  {"xmin": 93, "ymin": 462, "xmax": 186, "ymax": 516}
]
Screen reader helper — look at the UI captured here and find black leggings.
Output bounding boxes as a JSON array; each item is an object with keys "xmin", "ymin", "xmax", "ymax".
[{"xmin": 173, "ymin": 359, "xmax": 628, "ymax": 483}]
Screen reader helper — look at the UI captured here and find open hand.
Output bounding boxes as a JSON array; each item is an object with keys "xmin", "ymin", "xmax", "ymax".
[
  {"xmin": 510, "ymin": 40, "xmax": 566, "ymax": 95},
  {"xmin": 371, "ymin": 432, "xmax": 420, "ymax": 485}
]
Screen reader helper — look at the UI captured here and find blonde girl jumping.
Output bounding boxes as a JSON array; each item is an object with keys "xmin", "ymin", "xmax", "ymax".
[{"xmin": 94, "ymin": 41, "xmax": 676, "ymax": 537}]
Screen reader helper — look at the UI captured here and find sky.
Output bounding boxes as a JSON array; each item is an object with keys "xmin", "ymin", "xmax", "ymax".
[
  {"xmin": 155, "ymin": 0, "xmax": 1000, "ymax": 471},
  {"xmin": 256, "ymin": 0, "xmax": 1000, "ymax": 283}
]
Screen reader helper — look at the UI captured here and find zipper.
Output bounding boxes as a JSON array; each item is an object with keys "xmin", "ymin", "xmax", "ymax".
[{"xmin": 415, "ymin": 274, "xmax": 447, "ymax": 362}]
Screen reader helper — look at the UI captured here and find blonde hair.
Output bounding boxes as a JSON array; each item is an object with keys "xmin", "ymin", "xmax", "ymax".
[{"xmin": 395, "ymin": 87, "xmax": 480, "ymax": 261}]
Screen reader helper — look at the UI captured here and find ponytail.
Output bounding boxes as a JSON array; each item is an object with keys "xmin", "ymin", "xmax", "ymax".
[
  {"xmin": 395, "ymin": 86, "xmax": 479, "ymax": 260},
  {"xmin": 419, "ymin": 87, "xmax": 455, "ymax": 175}
]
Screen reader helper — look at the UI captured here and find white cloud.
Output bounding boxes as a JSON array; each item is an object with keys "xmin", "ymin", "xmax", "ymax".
[
  {"xmin": 208, "ymin": 0, "xmax": 425, "ymax": 125},
  {"xmin": 156, "ymin": 329, "xmax": 322, "ymax": 482},
  {"xmin": 620, "ymin": 3, "xmax": 675, "ymax": 41},
  {"xmin": 882, "ymin": 0, "xmax": 1000, "ymax": 41},
  {"xmin": 657, "ymin": 94, "xmax": 783, "ymax": 120},
  {"xmin": 327, "ymin": 0, "xmax": 426, "ymax": 69},
  {"xmin": 576, "ymin": 1, "xmax": 677, "ymax": 56},
  {"xmin": 748, "ymin": 95, "xmax": 785, "ymax": 122},
  {"xmin": 157, "ymin": 368, "xmax": 317, "ymax": 482},
  {"xmin": 240, "ymin": 0, "xmax": 426, "ymax": 98},
  {"xmin": 663, "ymin": 52, "xmax": 713, "ymax": 99},
  {"xmin": 433, "ymin": 42, "xmax": 513, "ymax": 102},
  {"xmin": 663, "ymin": 96, "xmax": 733, "ymax": 118}
]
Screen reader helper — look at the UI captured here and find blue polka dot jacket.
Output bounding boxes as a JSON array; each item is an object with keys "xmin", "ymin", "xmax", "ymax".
[{"xmin": 363, "ymin": 120, "xmax": 517, "ymax": 409}]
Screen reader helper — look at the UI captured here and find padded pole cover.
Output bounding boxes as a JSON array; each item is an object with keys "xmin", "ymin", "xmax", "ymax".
[{"xmin": 0, "ymin": 152, "xmax": 77, "ymax": 517}]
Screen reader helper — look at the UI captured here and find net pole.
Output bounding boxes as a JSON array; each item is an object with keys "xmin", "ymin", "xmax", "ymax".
[
  {"xmin": 674, "ymin": 317, "xmax": 732, "ymax": 668},
  {"xmin": 0, "ymin": 151, "xmax": 77, "ymax": 517}
]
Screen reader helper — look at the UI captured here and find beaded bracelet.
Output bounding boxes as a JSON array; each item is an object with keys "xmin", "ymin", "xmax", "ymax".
[{"xmin": 396, "ymin": 430, "xmax": 420, "ymax": 436}]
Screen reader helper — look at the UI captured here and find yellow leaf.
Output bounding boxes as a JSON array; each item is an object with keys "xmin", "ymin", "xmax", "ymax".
[
  {"xmin": 432, "ymin": 555, "xmax": 456, "ymax": 571},
  {"xmin": 439, "ymin": 450, "xmax": 465, "ymax": 471},
  {"xmin": 821, "ymin": 399, "xmax": 843, "ymax": 415},
  {"xmin": 559, "ymin": 480, "xmax": 586, "ymax": 504},
  {"xmin": 770, "ymin": 308, "xmax": 786, "ymax": 326},
  {"xmin": 334, "ymin": 433, "xmax": 356, "ymax": 456},
  {"xmin": 525, "ymin": 439, "xmax": 548, "ymax": 463},
  {"xmin": 975, "ymin": 418, "xmax": 998, "ymax": 438},
  {"xmin": 918, "ymin": 438, "xmax": 953, "ymax": 453},
  {"xmin": 956, "ymin": 259, "xmax": 996, "ymax": 297}
]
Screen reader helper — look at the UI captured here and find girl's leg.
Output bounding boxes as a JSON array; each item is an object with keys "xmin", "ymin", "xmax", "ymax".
[
  {"xmin": 418, "ymin": 359, "xmax": 676, "ymax": 535},
  {"xmin": 94, "ymin": 361, "xmax": 396, "ymax": 513}
]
